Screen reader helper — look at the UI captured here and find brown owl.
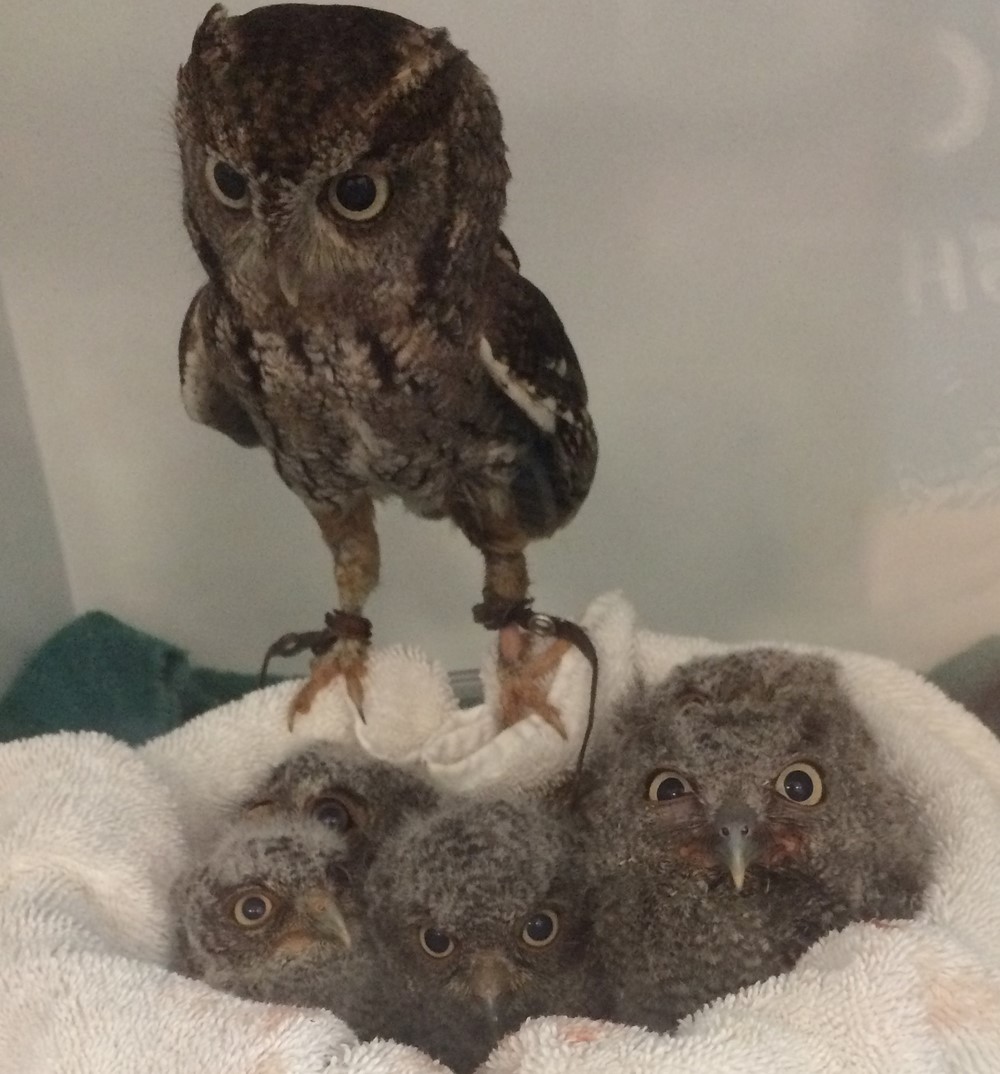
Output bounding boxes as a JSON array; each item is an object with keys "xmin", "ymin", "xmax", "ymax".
[{"xmin": 174, "ymin": 4, "xmax": 597, "ymax": 731}]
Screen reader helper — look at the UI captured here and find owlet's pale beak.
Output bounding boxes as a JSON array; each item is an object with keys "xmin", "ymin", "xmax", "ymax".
[
  {"xmin": 468, "ymin": 950, "xmax": 516, "ymax": 1027},
  {"xmin": 300, "ymin": 888, "xmax": 352, "ymax": 948},
  {"xmin": 713, "ymin": 803, "xmax": 760, "ymax": 892}
]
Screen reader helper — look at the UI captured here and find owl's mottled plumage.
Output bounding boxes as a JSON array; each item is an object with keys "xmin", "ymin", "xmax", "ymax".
[
  {"xmin": 173, "ymin": 816, "xmax": 385, "ymax": 1032},
  {"xmin": 175, "ymin": 3, "xmax": 597, "ymax": 720},
  {"xmin": 583, "ymin": 648, "xmax": 933, "ymax": 1031},
  {"xmin": 242, "ymin": 741, "xmax": 439, "ymax": 869},
  {"xmin": 365, "ymin": 795, "xmax": 603, "ymax": 1073}
]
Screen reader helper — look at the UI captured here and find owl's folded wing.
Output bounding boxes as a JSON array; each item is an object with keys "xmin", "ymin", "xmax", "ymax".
[{"xmin": 179, "ymin": 283, "xmax": 262, "ymax": 447}]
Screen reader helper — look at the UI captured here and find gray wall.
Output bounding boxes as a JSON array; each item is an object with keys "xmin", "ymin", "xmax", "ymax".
[{"xmin": 0, "ymin": 284, "xmax": 73, "ymax": 691}]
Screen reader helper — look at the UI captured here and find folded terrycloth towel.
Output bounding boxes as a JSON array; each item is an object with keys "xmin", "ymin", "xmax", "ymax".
[
  {"xmin": 3, "ymin": 592, "xmax": 1000, "ymax": 1072},
  {"xmin": 0, "ymin": 610, "xmax": 271, "ymax": 745}
]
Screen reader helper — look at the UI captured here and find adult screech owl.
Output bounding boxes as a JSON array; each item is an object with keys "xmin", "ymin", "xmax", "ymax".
[
  {"xmin": 582, "ymin": 648, "xmax": 933, "ymax": 1032},
  {"xmin": 175, "ymin": 4, "xmax": 597, "ymax": 727}
]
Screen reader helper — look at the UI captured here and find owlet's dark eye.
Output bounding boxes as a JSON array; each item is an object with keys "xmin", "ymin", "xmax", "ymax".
[
  {"xmin": 647, "ymin": 770, "xmax": 694, "ymax": 802},
  {"xmin": 776, "ymin": 762, "xmax": 824, "ymax": 806},
  {"xmin": 326, "ymin": 171, "xmax": 390, "ymax": 221},
  {"xmin": 419, "ymin": 927, "xmax": 455, "ymax": 958},
  {"xmin": 521, "ymin": 910, "xmax": 559, "ymax": 948},
  {"xmin": 232, "ymin": 892, "xmax": 273, "ymax": 927},
  {"xmin": 311, "ymin": 796, "xmax": 353, "ymax": 832},
  {"xmin": 205, "ymin": 157, "xmax": 250, "ymax": 209}
]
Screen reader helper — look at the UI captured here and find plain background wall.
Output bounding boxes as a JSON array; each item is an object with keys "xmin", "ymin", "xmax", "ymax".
[
  {"xmin": 0, "ymin": 285, "xmax": 73, "ymax": 688},
  {"xmin": 1, "ymin": 1, "xmax": 999, "ymax": 684}
]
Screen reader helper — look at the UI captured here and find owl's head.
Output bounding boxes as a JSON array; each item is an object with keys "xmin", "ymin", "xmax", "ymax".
[
  {"xmin": 174, "ymin": 815, "xmax": 360, "ymax": 990},
  {"xmin": 176, "ymin": 3, "xmax": 509, "ymax": 322},
  {"xmin": 242, "ymin": 742, "xmax": 439, "ymax": 866},
  {"xmin": 367, "ymin": 795, "xmax": 588, "ymax": 1029},
  {"xmin": 592, "ymin": 649, "xmax": 928, "ymax": 902}
]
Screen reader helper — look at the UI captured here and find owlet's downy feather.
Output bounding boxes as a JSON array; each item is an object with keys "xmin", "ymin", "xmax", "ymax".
[
  {"xmin": 175, "ymin": 4, "xmax": 597, "ymax": 727},
  {"xmin": 240, "ymin": 741, "xmax": 439, "ymax": 869},
  {"xmin": 582, "ymin": 648, "xmax": 934, "ymax": 1032},
  {"xmin": 172, "ymin": 815, "xmax": 390, "ymax": 1036},
  {"xmin": 364, "ymin": 794, "xmax": 606, "ymax": 1073}
]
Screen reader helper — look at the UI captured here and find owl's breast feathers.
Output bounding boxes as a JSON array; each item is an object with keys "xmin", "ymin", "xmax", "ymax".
[{"xmin": 180, "ymin": 268, "xmax": 596, "ymax": 535}]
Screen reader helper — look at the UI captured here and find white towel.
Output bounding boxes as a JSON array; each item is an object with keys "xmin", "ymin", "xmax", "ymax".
[{"xmin": 3, "ymin": 592, "xmax": 1000, "ymax": 1072}]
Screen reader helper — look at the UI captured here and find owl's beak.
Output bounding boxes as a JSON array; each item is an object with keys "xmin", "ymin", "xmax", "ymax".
[
  {"xmin": 714, "ymin": 803, "xmax": 760, "ymax": 892},
  {"xmin": 299, "ymin": 888, "xmax": 352, "ymax": 949},
  {"xmin": 276, "ymin": 259, "xmax": 302, "ymax": 308},
  {"xmin": 468, "ymin": 951, "xmax": 515, "ymax": 1025}
]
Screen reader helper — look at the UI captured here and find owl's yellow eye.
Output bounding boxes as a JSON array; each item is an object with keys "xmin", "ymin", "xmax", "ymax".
[
  {"xmin": 419, "ymin": 926, "xmax": 455, "ymax": 958},
  {"xmin": 647, "ymin": 770, "xmax": 694, "ymax": 802},
  {"xmin": 232, "ymin": 891, "xmax": 274, "ymax": 927},
  {"xmin": 326, "ymin": 172, "xmax": 390, "ymax": 221},
  {"xmin": 521, "ymin": 910, "xmax": 559, "ymax": 948},
  {"xmin": 775, "ymin": 762, "xmax": 824, "ymax": 806},
  {"xmin": 205, "ymin": 157, "xmax": 250, "ymax": 209}
]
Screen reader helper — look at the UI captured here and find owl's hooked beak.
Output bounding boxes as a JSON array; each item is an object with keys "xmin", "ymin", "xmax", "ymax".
[
  {"xmin": 468, "ymin": 951, "xmax": 515, "ymax": 1026},
  {"xmin": 714, "ymin": 803, "xmax": 761, "ymax": 892},
  {"xmin": 276, "ymin": 259, "xmax": 303, "ymax": 308},
  {"xmin": 299, "ymin": 888, "xmax": 352, "ymax": 949}
]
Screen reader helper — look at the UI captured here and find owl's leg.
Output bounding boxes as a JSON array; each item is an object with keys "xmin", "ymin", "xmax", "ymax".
[
  {"xmin": 289, "ymin": 497, "xmax": 379, "ymax": 721},
  {"xmin": 478, "ymin": 547, "xmax": 570, "ymax": 738}
]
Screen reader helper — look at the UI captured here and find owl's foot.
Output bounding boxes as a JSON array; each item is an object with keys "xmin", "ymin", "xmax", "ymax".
[
  {"xmin": 289, "ymin": 635, "xmax": 369, "ymax": 726},
  {"xmin": 473, "ymin": 598, "xmax": 599, "ymax": 763},
  {"xmin": 259, "ymin": 611, "xmax": 372, "ymax": 727},
  {"xmin": 496, "ymin": 629, "xmax": 571, "ymax": 737}
]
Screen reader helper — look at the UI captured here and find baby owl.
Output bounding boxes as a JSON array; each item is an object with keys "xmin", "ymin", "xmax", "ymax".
[
  {"xmin": 175, "ymin": 3, "xmax": 597, "ymax": 727},
  {"xmin": 364, "ymin": 794, "xmax": 604, "ymax": 1072},
  {"xmin": 173, "ymin": 815, "xmax": 386, "ymax": 1034},
  {"xmin": 241, "ymin": 741, "xmax": 439, "ymax": 868},
  {"xmin": 582, "ymin": 648, "xmax": 933, "ymax": 1032}
]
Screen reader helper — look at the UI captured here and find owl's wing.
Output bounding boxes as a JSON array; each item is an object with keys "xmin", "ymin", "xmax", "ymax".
[
  {"xmin": 179, "ymin": 284, "xmax": 261, "ymax": 447},
  {"xmin": 479, "ymin": 253, "xmax": 597, "ymax": 517}
]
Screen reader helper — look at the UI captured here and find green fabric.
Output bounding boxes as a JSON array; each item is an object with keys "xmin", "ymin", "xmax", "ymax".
[
  {"xmin": 926, "ymin": 636, "xmax": 1000, "ymax": 739},
  {"xmin": 0, "ymin": 611, "xmax": 272, "ymax": 745}
]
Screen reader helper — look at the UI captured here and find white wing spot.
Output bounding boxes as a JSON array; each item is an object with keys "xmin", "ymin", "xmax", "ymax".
[{"xmin": 479, "ymin": 337, "xmax": 557, "ymax": 434}]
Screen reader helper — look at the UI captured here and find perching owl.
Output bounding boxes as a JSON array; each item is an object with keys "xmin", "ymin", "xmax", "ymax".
[
  {"xmin": 581, "ymin": 648, "xmax": 933, "ymax": 1032},
  {"xmin": 173, "ymin": 815, "xmax": 386, "ymax": 1033},
  {"xmin": 364, "ymin": 795, "xmax": 604, "ymax": 1073},
  {"xmin": 241, "ymin": 741, "xmax": 439, "ymax": 869},
  {"xmin": 174, "ymin": 3, "xmax": 597, "ymax": 728}
]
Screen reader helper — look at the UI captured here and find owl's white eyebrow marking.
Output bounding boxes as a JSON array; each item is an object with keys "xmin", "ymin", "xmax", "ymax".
[{"xmin": 478, "ymin": 336, "xmax": 556, "ymax": 435}]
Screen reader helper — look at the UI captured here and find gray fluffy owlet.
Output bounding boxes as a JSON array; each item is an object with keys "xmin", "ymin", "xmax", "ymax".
[
  {"xmin": 173, "ymin": 815, "xmax": 386, "ymax": 1034},
  {"xmin": 364, "ymin": 795, "xmax": 605, "ymax": 1073},
  {"xmin": 241, "ymin": 742, "xmax": 439, "ymax": 870},
  {"xmin": 175, "ymin": 4, "xmax": 597, "ymax": 726},
  {"xmin": 582, "ymin": 648, "xmax": 934, "ymax": 1032}
]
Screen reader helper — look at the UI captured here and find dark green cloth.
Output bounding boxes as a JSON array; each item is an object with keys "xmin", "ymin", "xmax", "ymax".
[
  {"xmin": 927, "ymin": 636, "xmax": 1000, "ymax": 739},
  {"xmin": 0, "ymin": 611, "xmax": 269, "ymax": 745}
]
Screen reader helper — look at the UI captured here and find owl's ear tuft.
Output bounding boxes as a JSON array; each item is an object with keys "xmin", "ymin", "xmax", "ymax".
[{"xmin": 191, "ymin": 4, "xmax": 238, "ymax": 69}]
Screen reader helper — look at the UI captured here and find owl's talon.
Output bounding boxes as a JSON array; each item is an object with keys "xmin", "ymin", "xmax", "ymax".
[
  {"xmin": 496, "ymin": 635, "xmax": 571, "ymax": 736},
  {"xmin": 288, "ymin": 637, "xmax": 370, "ymax": 727}
]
